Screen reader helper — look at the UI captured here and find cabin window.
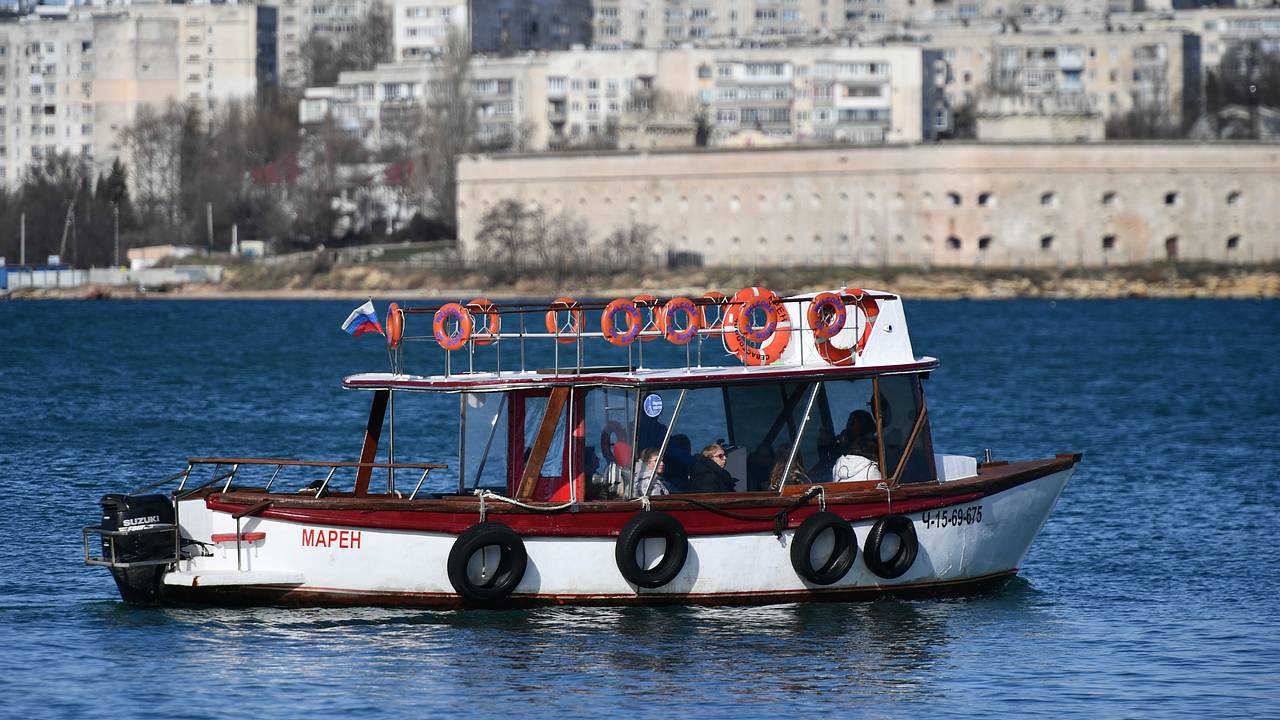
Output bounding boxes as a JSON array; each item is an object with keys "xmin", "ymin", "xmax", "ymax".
[
  {"xmin": 874, "ymin": 375, "xmax": 936, "ymax": 484},
  {"xmin": 460, "ymin": 392, "xmax": 509, "ymax": 491}
]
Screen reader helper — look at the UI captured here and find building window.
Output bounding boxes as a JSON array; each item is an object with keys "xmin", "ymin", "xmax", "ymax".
[
  {"xmin": 978, "ymin": 192, "xmax": 994, "ymax": 207},
  {"xmin": 1165, "ymin": 236, "xmax": 1179, "ymax": 260},
  {"xmin": 1040, "ymin": 191, "xmax": 1056, "ymax": 206},
  {"xmin": 946, "ymin": 192, "xmax": 961, "ymax": 206},
  {"xmin": 1164, "ymin": 191, "xmax": 1179, "ymax": 206},
  {"xmin": 1226, "ymin": 191, "xmax": 1242, "ymax": 206},
  {"xmin": 1226, "ymin": 234, "xmax": 1241, "ymax": 250},
  {"xmin": 978, "ymin": 236, "xmax": 992, "ymax": 250},
  {"xmin": 946, "ymin": 236, "xmax": 961, "ymax": 250},
  {"xmin": 1102, "ymin": 191, "xmax": 1116, "ymax": 206},
  {"xmin": 1102, "ymin": 235, "xmax": 1117, "ymax": 250},
  {"xmin": 1040, "ymin": 235, "xmax": 1054, "ymax": 250}
]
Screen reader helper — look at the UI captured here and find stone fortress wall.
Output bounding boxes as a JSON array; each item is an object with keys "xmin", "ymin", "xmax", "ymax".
[{"xmin": 458, "ymin": 143, "xmax": 1280, "ymax": 268}]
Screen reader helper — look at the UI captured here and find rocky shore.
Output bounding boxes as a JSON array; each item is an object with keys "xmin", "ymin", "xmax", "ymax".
[{"xmin": 7, "ymin": 261, "xmax": 1279, "ymax": 301}]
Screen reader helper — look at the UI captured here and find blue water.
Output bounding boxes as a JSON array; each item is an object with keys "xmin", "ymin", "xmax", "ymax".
[{"xmin": 1, "ymin": 299, "xmax": 1278, "ymax": 718}]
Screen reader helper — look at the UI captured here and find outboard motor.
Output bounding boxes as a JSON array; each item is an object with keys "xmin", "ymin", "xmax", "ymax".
[{"xmin": 98, "ymin": 494, "xmax": 177, "ymax": 603}]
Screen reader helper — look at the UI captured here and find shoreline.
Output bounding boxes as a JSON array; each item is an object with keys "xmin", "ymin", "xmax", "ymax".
[{"xmin": 6, "ymin": 264, "xmax": 1278, "ymax": 301}]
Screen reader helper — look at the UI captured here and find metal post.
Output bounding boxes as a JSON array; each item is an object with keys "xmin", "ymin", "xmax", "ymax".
[
  {"xmin": 457, "ymin": 394, "xmax": 467, "ymax": 493},
  {"xmin": 647, "ymin": 389, "xmax": 686, "ymax": 498},
  {"xmin": 206, "ymin": 202, "xmax": 213, "ymax": 254},
  {"xmin": 388, "ymin": 388, "xmax": 396, "ymax": 494},
  {"xmin": 778, "ymin": 383, "xmax": 820, "ymax": 493},
  {"xmin": 19, "ymin": 212, "xmax": 25, "ymax": 266}
]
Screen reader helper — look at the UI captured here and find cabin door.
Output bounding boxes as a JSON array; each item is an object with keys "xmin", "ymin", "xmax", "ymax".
[{"xmin": 508, "ymin": 387, "xmax": 585, "ymax": 502}]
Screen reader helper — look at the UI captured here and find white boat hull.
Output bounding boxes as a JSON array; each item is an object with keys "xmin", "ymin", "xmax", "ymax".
[{"xmin": 161, "ymin": 466, "xmax": 1072, "ymax": 606}]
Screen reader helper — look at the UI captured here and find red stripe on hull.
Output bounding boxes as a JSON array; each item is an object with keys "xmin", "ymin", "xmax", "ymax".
[{"xmin": 161, "ymin": 570, "xmax": 1019, "ymax": 609}]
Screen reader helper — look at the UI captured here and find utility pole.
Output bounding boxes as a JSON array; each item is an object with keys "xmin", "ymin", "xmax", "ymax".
[
  {"xmin": 206, "ymin": 202, "xmax": 213, "ymax": 254},
  {"xmin": 112, "ymin": 201, "xmax": 120, "ymax": 268},
  {"xmin": 19, "ymin": 212, "xmax": 24, "ymax": 266}
]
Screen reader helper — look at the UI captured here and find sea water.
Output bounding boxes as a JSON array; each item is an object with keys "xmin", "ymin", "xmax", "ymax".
[{"xmin": 0, "ymin": 298, "xmax": 1277, "ymax": 718}]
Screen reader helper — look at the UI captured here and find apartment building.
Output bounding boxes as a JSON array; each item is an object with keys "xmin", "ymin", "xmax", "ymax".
[
  {"xmin": 392, "ymin": 0, "xmax": 465, "ymax": 60},
  {"xmin": 275, "ymin": 0, "xmax": 373, "ymax": 87},
  {"xmin": 471, "ymin": 0, "xmax": 594, "ymax": 55},
  {"xmin": 928, "ymin": 28, "xmax": 1201, "ymax": 125},
  {"xmin": 302, "ymin": 45, "xmax": 945, "ymax": 154}
]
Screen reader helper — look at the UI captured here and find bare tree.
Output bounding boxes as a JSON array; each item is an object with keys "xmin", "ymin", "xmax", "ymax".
[
  {"xmin": 416, "ymin": 28, "xmax": 476, "ymax": 232},
  {"xmin": 121, "ymin": 102, "xmax": 184, "ymax": 234},
  {"xmin": 302, "ymin": 1, "xmax": 393, "ymax": 86}
]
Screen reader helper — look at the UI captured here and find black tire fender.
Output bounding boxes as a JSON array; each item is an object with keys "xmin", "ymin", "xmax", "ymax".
[
  {"xmin": 863, "ymin": 514, "xmax": 919, "ymax": 579},
  {"xmin": 789, "ymin": 511, "xmax": 858, "ymax": 585},
  {"xmin": 615, "ymin": 512, "xmax": 689, "ymax": 589},
  {"xmin": 446, "ymin": 522, "xmax": 528, "ymax": 602}
]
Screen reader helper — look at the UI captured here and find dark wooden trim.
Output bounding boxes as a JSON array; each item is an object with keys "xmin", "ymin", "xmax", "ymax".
[
  {"xmin": 231, "ymin": 499, "xmax": 273, "ymax": 520},
  {"xmin": 354, "ymin": 389, "xmax": 389, "ymax": 496},
  {"xmin": 516, "ymin": 386, "xmax": 569, "ymax": 499},
  {"xmin": 206, "ymin": 454, "xmax": 1080, "ymax": 538},
  {"xmin": 889, "ymin": 394, "xmax": 929, "ymax": 487},
  {"xmin": 161, "ymin": 570, "xmax": 1017, "ymax": 610}
]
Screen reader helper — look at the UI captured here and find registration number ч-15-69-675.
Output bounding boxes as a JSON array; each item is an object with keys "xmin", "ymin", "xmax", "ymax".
[{"xmin": 921, "ymin": 505, "xmax": 983, "ymax": 529}]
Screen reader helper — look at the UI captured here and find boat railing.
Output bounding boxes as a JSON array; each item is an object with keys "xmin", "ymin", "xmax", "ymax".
[
  {"xmin": 391, "ymin": 290, "xmax": 896, "ymax": 376},
  {"xmin": 176, "ymin": 457, "xmax": 450, "ymax": 500}
]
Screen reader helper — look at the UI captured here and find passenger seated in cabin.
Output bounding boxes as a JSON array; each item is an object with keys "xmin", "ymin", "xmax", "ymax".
[
  {"xmin": 832, "ymin": 412, "xmax": 882, "ymax": 482},
  {"xmin": 768, "ymin": 452, "xmax": 810, "ymax": 492},
  {"xmin": 746, "ymin": 444, "xmax": 775, "ymax": 492},
  {"xmin": 662, "ymin": 434, "xmax": 695, "ymax": 491},
  {"xmin": 633, "ymin": 448, "xmax": 670, "ymax": 497},
  {"xmin": 687, "ymin": 443, "xmax": 739, "ymax": 493}
]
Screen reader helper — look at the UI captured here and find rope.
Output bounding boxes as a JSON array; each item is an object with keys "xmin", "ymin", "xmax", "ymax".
[
  {"xmin": 668, "ymin": 485, "xmax": 824, "ymax": 538},
  {"xmin": 475, "ymin": 489, "xmax": 578, "ymax": 513}
]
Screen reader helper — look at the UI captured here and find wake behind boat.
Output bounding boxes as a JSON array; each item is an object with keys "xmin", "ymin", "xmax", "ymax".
[{"xmin": 85, "ymin": 287, "xmax": 1080, "ymax": 608}]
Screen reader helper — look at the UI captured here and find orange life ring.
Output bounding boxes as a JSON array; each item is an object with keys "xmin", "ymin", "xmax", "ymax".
[
  {"xmin": 386, "ymin": 302, "xmax": 404, "ymax": 349},
  {"xmin": 807, "ymin": 292, "xmax": 846, "ymax": 341},
  {"xmin": 433, "ymin": 303, "xmax": 473, "ymax": 351},
  {"xmin": 815, "ymin": 290, "xmax": 880, "ymax": 366},
  {"xmin": 466, "ymin": 297, "xmax": 500, "ymax": 346},
  {"xmin": 659, "ymin": 297, "xmax": 700, "ymax": 345},
  {"xmin": 600, "ymin": 420, "xmax": 632, "ymax": 465},
  {"xmin": 601, "ymin": 298, "xmax": 642, "ymax": 346},
  {"xmin": 723, "ymin": 287, "xmax": 791, "ymax": 366},
  {"xmin": 633, "ymin": 295, "xmax": 663, "ymax": 342},
  {"xmin": 545, "ymin": 297, "xmax": 584, "ymax": 344},
  {"xmin": 699, "ymin": 291, "xmax": 728, "ymax": 329}
]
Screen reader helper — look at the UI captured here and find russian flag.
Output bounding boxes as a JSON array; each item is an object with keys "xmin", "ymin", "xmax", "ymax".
[{"xmin": 341, "ymin": 300, "xmax": 384, "ymax": 337}]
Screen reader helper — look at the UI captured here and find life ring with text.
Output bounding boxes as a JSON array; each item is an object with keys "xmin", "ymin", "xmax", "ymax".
[
  {"xmin": 634, "ymin": 295, "xmax": 663, "ymax": 342},
  {"xmin": 433, "ymin": 303, "xmax": 473, "ymax": 351},
  {"xmin": 615, "ymin": 512, "xmax": 689, "ymax": 588},
  {"xmin": 659, "ymin": 297, "xmax": 700, "ymax": 345},
  {"xmin": 790, "ymin": 511, "xmax": 858, "ymax": 585},
  {"xmin": 545, "ymin": 297, "xmax": 584, "ymax": 344},
  {"xmin": 723, "ymin": 287, "xmax": 791, "ymax": 366},
  {"xmin": 601, "ymin": 299, "xmax": 642, "ymax": 347},
  {"xmin": 386, "ymin": 302, "xmax": 405, "ymax": 349},
  {"xmin": 807, "ymin": 292, "xmax": 847, "ymax": 341},
  {"xmin": 816, "ymin": 290, "xmax": 880, "ymax": 366},
  {"xmin": 600, "ymin": 420, "xmax": 632, "ymax": 466},
  {"xmin": 466, "ymin": 297, "xmax": 500, "ymax": 346},
  {"xmin": 446, "ymin": 522, "xmax": 528, "ymax": 603},
  {"xmin": 862, "ymin": 514, "xmax": 919, "ymax": 580}
]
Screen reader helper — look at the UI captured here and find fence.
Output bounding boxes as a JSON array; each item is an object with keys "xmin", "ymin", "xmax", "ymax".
[{"xmin": 1, "ymin": 265, "xmax": 225, "ymax": 290}]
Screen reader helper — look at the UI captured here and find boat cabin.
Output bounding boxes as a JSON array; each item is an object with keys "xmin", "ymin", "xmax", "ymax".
[{"xmin": 341, "ymin": 289, "xmax": 941, "ymax": 504}]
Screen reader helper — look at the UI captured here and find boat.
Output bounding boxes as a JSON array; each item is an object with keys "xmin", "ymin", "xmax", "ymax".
[{"xmin": 84, "ymin": 287, "xmax": 1081, "ymax": 608}]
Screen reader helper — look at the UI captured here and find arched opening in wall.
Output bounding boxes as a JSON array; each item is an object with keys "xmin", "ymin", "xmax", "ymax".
[
  {"xmin": 1164, "ymin": 235, "xmax": 1179, "ymax": 260},
  {"xmin": 1040, "ymin": 234, "xmax": 1055, "ymax": 250},
  {"xmin": 1164, "ymin": 191, "xmax": 1179, "ymax": 207},
  {"xmin": 946, "ymin": 236, "xmax": 961, "ymax": 250},
  {"xmin": 1102, "ymin": 234, "xmax": 1117, "ymax": 250},
  {"xmin": 629, "ymin": 196, "xmax": 638, "ymax": 211},
  {"xmin": 840, "ymin": 192, "xmax": 850, "ymax": 204},
  {"xmin": 978, "ymin": 236, "xmax": 992, "ymax": 251},
  {"xmin": 1101, "ymin": 191, "xmax": 1117, "ymax": 206},
  {"xmin": 1040, "ymin": 191, "xmax": 1056, "ymax": 207},
  {"xmin": 704, "ymin": 195, "xmax": 714, "ymax": 209},
  {"xmin": 1226, "ymin": 234, "xmax": 1241, "ymax": 250},
  {"xmin": 579, "ymin": 196, "xmax": 587, "ymax": 206},
  {"xmin": 679, "ymin": 196, "xmax": 689, "ymax": 211},
  {"xmin": 920, "ymin": 191, "xmax": 932, "ymax": 205},
  {"xmin": 978, "ymin": 192, "xmax": 995, "ymax": 207},
  {"xmin": 1227, "ymin": 191, "xmax": 1242, "ymax": 206},
  {"xmin": 729, "ymin": 195, "xmax": 740, "ymax": 211},
  {"xmin": 731, "ymin": 236, "xmax": 741, "ymax": 245},
  {"xmin": 946, "ymin": 192, "xmax": 961, "ymax": 206},
  {"xmin": 811, "ymin": 193, "xmax": 822, "ymax": 209}
]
